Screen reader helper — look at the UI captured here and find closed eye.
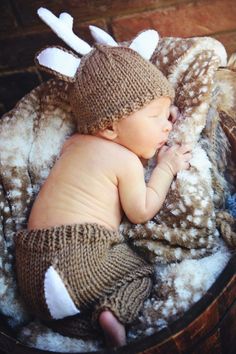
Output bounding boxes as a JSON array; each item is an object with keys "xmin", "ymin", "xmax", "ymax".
[{"xmin": 149, "ymin": 115, "xmax": 159, "ymax": 118}]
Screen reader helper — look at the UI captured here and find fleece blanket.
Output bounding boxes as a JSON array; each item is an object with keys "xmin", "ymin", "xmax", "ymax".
[
  {"xmin": 123, "ymin": 36, "xmax": 233, "ymax": 261},
  {"xmin": 0, "ymin": 34, "xmax": 236, "ymax": 352}
]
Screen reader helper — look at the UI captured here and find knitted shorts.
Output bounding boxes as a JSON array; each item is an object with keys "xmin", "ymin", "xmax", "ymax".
[{"xmin": 15, "ymin": 223, "xmax": 153, "ymax": 338}]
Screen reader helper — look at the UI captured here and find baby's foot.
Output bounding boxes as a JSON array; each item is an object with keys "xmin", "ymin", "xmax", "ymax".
[{"xmin": 98, "ymin": 310, "xmax": 126, "ymax": 348}]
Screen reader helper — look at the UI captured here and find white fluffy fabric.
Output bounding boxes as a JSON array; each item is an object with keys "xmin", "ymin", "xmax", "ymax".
[
  {"xmin": 18, "ymin": 321, "xmax": 103, "ymax": 353},
  {"xmin": 127, "ymin": 245, "xmax": 230, "ymax": 339}
]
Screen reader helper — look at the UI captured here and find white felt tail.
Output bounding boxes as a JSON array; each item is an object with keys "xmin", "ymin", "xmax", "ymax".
[
  {"xmin": 36, "ymin": 47, "xmax": 81, "ymax": 78},
  {"xmin": 44, "ymin": 266, "xmax": 80, "ymax": 320},
  {"xmin": 37, "ymin": 7, "xmax": 92, "ymax": 55},
  {"xmin": 129, "ymin": 30, "xmax": 159, "ymax": 60},
  {"xmin": 89, "ymin": 25, "xmax": 118, "ymax": 46}
]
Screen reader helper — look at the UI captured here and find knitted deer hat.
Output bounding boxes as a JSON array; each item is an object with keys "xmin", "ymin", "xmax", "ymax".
[{"xmin": 35, "ymin": 8, "xmax": 175, "ymax": 134}]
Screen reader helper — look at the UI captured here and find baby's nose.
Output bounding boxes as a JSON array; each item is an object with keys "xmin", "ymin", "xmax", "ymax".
[{"xmin": 163, "ymin": 121, "xmax": 172, "ymax": 133}]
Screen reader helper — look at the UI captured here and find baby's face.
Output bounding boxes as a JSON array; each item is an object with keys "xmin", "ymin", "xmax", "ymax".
[{"xmin": 114, "ymin": 97, "xmax": 172, "ymax": 159}]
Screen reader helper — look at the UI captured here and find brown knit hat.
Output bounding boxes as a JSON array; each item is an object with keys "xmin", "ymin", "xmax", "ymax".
[{"xmin": 69, "ymin": 44, "xmax": 175, "ymax": 134}]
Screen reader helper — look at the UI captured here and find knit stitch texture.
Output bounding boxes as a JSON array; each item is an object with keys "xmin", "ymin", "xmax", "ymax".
[
  {"xmin": 69, "ymin": 44, "xmax": 175, "ymax": 134},
  {"xmin": 15, "ymin": 223, "xmax": 153, "ymax": 337}
]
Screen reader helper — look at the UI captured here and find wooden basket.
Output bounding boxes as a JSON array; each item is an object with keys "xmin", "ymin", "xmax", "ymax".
[{"xmin": 0, "ymin": 254, "xmax": 235, "ymax": 354}]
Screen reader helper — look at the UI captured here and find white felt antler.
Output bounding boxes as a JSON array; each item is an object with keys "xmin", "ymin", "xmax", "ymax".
[
  {"xmin": 36, "ymin": 47, "xmax": 81, "ymax": 78},
  {"xmin": 89, "ymin": 25, "xmax": 118, "ymax": 46},
  {"xmin": 89, "ymin": 25, "xmax": 159, "ymax": 61},
  {"xmin": 37, "ymin": 7, "xmax": 92, "ymax": 55},
  {"xmin": 129, "ymin": 30, "xmax": 159, "ymax": 60},
  {"xmin": 59, "ymin": 12, "xmax": 73, "ymax": 29}
]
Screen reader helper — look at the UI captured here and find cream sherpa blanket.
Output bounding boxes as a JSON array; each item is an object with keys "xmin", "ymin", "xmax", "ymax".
[{"xmin": 0, "ymin": 34, "xmax": 235, "ymax": 352}]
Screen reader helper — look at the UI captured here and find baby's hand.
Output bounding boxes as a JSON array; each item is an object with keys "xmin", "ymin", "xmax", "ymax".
[
  {"xmin": 157, "ymin": 144, "xmax": 192, "ymax": 176},
  {"xmin": 169, "ymin": 105, "xmax": 182, "ymax": 124}
]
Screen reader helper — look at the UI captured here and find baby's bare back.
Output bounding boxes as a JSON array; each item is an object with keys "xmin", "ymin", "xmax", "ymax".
[{"xmin": 28, "ymin": 134, "xmax": 124, "ymax": 231}]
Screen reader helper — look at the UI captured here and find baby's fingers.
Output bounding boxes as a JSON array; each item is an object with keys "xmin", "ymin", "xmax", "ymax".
[
  {"xmin": 183, "ymin": 161, "xmax": 191, "ymax": 170},
  {"xmin": 178, "ymin": 144, "xmax": 192, "ymax": 154},
  {"xmin": 185, "ymin": 162, "xmax": 191, "ymax": 170},
  {"xmin": 158, "ymin": 145, "xmax": 169, "ymax": 155},
  {"xmin": 183, "ymin": 152, "xmax": 192, "ymax": 162}
]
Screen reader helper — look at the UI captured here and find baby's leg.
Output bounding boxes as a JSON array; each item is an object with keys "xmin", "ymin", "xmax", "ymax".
[
  {"xmin": 94, "ymin": 276, "xmax": 152, "ymax": 347},
  {"xmin": 99, "ymin": 310, "xmax": 126, "ymax": 347}
]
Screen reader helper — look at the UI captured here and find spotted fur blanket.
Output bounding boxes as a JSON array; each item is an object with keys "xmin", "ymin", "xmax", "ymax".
[
  {"xmin": 0, "ymin": 35, "xmax": 235, "ymax": 351},
  {"xmin": 123, "ymin": 36, "xmax": 230, "ymax": 262}
]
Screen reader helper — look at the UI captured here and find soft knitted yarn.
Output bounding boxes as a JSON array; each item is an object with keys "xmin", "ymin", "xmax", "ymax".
[
  {"xmin": 69, "ymin": 44, "xmax": 175, "ymax": 134},
  {"xmin": 15, "ymin": 223, "xmax": 153, "ymax": 337}
]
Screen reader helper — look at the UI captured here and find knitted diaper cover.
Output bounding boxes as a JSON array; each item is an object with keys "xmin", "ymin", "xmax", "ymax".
[{"xmin": 15, "ymin": 223, "xmax": 153, "ymax": 338}]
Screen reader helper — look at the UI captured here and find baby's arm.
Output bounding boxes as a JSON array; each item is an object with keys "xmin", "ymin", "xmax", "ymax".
[{"xmin": 118, "ymin": 145, "xmax": 191, "ymax": 224}]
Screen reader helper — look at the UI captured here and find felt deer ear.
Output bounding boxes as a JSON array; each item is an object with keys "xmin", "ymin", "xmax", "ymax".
[
  {"xmin": 37, "ymin": 7, "xmax": 92, "ymax": 56},
  {"xmin": 35, "ymin": 46, "xmax": 81, "ymax": 82},
  {"xmin": 129, "ymin": 30, "xmax": 159, "ymax": 60},
  {"xmin": 89, "ymin": 25, "xmax": 118, "ymax": 46}
]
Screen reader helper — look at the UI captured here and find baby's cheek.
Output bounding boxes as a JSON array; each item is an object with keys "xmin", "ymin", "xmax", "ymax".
[{"xmin": 156, "ymin": 121, "xmax": 164, "ymax": 133}]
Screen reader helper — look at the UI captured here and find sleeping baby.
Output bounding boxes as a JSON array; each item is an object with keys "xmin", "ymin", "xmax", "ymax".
[{"xmin": 15, "ymin": 40, "xmax": 192, "ymax": 347}]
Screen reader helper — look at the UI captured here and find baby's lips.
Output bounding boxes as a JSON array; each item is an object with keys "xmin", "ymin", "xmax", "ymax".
[{"xmin": 158, "ymin": 140, "xmax": 167, "ymax": 148}]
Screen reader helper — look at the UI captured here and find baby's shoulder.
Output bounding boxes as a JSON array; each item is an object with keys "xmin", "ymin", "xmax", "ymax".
[
  {"xmin": 61, "ymin": 134, "xmax": 140, "ymax": 167},
  {"xmin": 75, "ymin": 134, "xmax": 134, "ymax": 157},
  {"xmin": 92, "ymin": 136, "xmax": 139, "ymax": 161},
  {"xmin": 96, "ymin": 138, "xmax": 142, "ymax": 172}
]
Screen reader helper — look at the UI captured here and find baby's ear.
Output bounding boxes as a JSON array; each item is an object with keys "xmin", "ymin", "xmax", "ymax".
[
  {"xmin": 96, "ymin": 124, "xmax": 118, "ymax": 141},
  {"xmin": 35, "ymin": 46, "xmax": 81, "ymax": 82}
]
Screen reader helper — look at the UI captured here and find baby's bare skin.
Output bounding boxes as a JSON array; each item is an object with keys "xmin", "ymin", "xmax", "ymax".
[
  {"xmin": 29, "ymin": 98, "xmax": 190, "ymax": 232},
  {"xmin": 29, "ymin": 134, "xmax": 125, "ymax": 230},
  {"xmin": 28, "ymin": 97, "xmax": 192, "ymax": 347}
]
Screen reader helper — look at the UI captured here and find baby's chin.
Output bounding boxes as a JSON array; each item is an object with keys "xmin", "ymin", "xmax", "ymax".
[{"xmin": 140, "ymin": 149, "xmax": 157, "ymax": 160}]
